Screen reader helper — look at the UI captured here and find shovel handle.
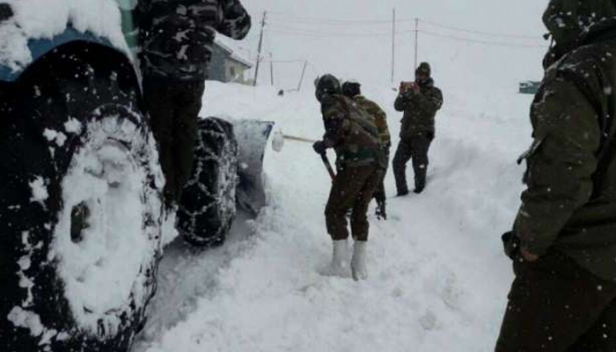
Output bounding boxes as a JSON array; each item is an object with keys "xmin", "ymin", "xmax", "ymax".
[{"xmin": 283, "ymin": 135, "xmax": 317, "ymax": 143}]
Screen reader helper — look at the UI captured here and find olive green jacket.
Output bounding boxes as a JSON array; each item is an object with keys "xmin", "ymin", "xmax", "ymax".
[
  {"xmin": 394, "ymin": 79, "xmax": 443, "ymax": 139},
  {"xmin": 514, "ymin": 20, "xmax": 616, "ymax": 281},
  {"xmin": 352, "ymin": 95, "xmax": 391, "ymax": 147}
]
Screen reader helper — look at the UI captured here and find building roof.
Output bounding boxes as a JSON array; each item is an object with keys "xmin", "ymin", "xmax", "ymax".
[{"xmin": 214, "ymin": 35, "xmax": 253, "ymax": 68}]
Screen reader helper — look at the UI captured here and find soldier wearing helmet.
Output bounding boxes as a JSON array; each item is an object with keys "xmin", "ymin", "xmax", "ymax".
[{"xmin": 313, "ymin": 74, "xmax": 385, "ymax": 280}]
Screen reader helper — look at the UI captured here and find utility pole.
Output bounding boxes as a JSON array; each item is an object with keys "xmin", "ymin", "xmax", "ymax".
[
  {"xmin": 269, "ymin": 52, "xmax": 274, "ymax": 86},
  {"xmin": 414, "ymin": 18, "xmax": 419, "ymax": 70},
  {"xmin": 297, "ymin": 60, "xmax": 308, "ymax": 91},
  {"xmin": 391, "ymin": 8, "xmax": 396, "ymax": 83},
  {"xmin": 253, "ymin": 11, "xmax": 267, "ymax": 87}
]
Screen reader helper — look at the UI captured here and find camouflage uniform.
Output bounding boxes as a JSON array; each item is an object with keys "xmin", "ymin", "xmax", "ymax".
[
  {"xmin": 134, "ymin": 0, "xmax": 250, "ymax": 206},
  {"xmin": 497, "ymin": 1, "xmax": 616, "ymax": 350},
  {"xmin": 320, "ymin": 94, "xmax": 384, "ymax": 242},
  {"xmin": 352, "ymin": 95, "xmax": 391, "ymax": 210},
  {"xmin": 393, "ymin": 67, "xmax": 443, "ymax": 194}
]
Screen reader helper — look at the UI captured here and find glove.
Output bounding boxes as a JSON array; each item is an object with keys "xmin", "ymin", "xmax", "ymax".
[
  {"xmin": 375, "ymin": 200, "xmax": 387, "ymax": 221},
  {"xmin": 221, "ymin": 0, "xmax": 245, "ymax": 18},
  {"xmin": 501, "ymin": 231, "xmax": 519, "ymax": 259},
  {"xmin": 313, "ymin": 140, "xmax": 326, "ymax": 155}
]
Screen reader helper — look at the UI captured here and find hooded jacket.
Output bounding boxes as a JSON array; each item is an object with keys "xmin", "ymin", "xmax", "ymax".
[{"xmin": 513, "ymin": 0, "xmax": 616, "ymax": 281}]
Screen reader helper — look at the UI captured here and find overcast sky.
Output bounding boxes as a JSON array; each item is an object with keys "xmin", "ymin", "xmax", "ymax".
[{"xmin": 235, "ymin": 0, "xmax": 549, "ymax": 92}]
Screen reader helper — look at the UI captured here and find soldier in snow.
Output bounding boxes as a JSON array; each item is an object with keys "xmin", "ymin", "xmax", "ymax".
[
  {"xmin": 133, "ymin": 0, "xmax": 251, "ymax": 209},
  {"xmin": 342, "ymin": 81, "xmax": 391, "ymax": 220},
  {"xmin": 313, "ymin": 74, "xmax": 385, "ymax": 280},
  {"xmin": 393, "ymin": 62, "xmax": 443, "ymax": 195},
  {"xmin": 497, "ymin": 1, "xmax": 616, "ymax": 350}
]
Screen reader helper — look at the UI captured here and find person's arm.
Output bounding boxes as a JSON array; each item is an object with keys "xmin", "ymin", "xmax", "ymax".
[
  {"xmin": 513, "ymin": 74, "xmax": 601, "ymax": 257},
  {"xmin": 410, "ymin": 87, "xmax": 443, "ymax": 115},
  {"xmin": 321, "ymin": 96, "xmax": 349, "ymax": 148},
  {"xmin": 217, "ymin": 0, "xmax": 251, "ymax": 39},
  {"xmin": 394, "ymin": 92, "xmax": 412, "ymax": 112}
]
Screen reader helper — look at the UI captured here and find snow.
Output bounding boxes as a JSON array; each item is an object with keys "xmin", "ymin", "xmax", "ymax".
[
  {"xmin": 0, "ymin": 0, "xmax": 130, "ymax": 74},
  {"xmin": 64, "ymin": 118, "xmax": 83, "ymax": 134},
  {"xmin": 43, "ymin": 129, "xmax": 67, "ymax": 147},
  {"xmin": 7, "ymin": 307, "xmax": 44, "ymax": 338},
  {"xmin": 28, "ymin": 176, "xmax": 48, "ymax": 205},
  {"xmin": 134, "ymin": 81, "xmax": 533, "ymax": 352}
]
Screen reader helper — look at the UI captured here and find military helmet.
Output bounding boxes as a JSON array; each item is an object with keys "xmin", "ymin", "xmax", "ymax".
[
  {"xmin": 342, "ymin": 80, "xmax": 361, "ymax": 98},
  {"xmin": 543, "ymin": 0, "xmax": 616, "ymax": 50},
  {"xmin": 416, "ymin": 62, "xmax": 431, "ymax": 77},
  {"xmin": 315, "ymin": 74, "xmax": 341, "ymax": 102}
]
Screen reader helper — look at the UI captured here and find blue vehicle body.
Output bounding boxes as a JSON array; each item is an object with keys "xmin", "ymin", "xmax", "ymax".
[{"xmin": 0, "ymin": 27, "xmax": 120, "ymax": 82}]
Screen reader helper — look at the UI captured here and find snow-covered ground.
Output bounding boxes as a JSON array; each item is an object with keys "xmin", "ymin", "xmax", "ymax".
[{"xmin": 133, "ymin": 81, "xmax": 534, "ymax": 352}]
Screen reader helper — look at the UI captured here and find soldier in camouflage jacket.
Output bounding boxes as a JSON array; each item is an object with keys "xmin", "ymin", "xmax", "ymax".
[
  {"xmin": 342, "ymin": 81, "xmax": 391, "ymax": 220},
  {"xmin": 496, "ymin": 1, "xmax": 616, "ymax": 350},
  {"xmin": 392, "ymin": 62, "xmax": 443, "ymax": 195},
  {"xmin": 133, "ymin": 0, "xmax": 251, "ymax": 208},
  {"xmin": 313, "ymin": 75, "xmax": 384, "ymax": 280}
]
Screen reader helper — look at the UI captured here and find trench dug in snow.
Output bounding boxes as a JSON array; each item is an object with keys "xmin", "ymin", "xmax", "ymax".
[{"xmin": 135, "ymin": 82, "xmax": 533, "ymax": 352}]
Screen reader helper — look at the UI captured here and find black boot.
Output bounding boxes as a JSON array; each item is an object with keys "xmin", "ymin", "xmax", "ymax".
[{"xmin": 414, "ymin": 170, "xmax": 426, "ymax": 194}]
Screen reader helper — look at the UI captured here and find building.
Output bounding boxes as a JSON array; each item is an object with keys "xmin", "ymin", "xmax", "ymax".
[
  {"xmin": 519, "ymin": 81, "xmax": 540, "ymax": 95},
  {"xmin": 209, "ymin": 36, "xmax": 253, "ymax": 85}
]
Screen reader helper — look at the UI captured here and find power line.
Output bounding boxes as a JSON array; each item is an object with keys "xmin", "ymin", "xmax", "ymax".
[
  {"xmin": 266, "ymin": 28, "xmax": 548, "ymax": 49},
  {"xmin": 267, "ymin": 22, "xmax": 544, "ymax": 43},
  {"xmin": 261, "ymin": 59, "xmax": 307, "ymax": 64},
  {"xmin": 267, "ymin": 11, "xmax": 405, "ymax": 25},
  {"xmin": 419, "ymin": 19, "xmax": 543, "ymax": 40},
  {"xmin": 267, "ymin": 24, "xmax": 393, "ymax": 37},
  {"xmin": 265, "ymin": 12, "xmax": 543, "ymax": 41},
  {"xmin": 419, "ymin": 30, "xmax": 548, "ymax": 48},
  {"xmin": 267, "ymin": 16, "xmax": 407, "ymax": 26}
]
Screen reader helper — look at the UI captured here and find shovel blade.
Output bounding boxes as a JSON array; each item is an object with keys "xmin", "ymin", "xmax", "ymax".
[{"xmin": 233, "ymin": 120, "xmax": 275, "ymax": 216}]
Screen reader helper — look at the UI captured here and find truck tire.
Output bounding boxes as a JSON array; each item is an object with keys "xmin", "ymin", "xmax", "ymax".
[
  {"xmin": 0, "ymin": 43, "xmax": 164, "ymax": 352},
  {"xmin": 177, "ymin": 117, "xmax": 238, "ymax": 248}
]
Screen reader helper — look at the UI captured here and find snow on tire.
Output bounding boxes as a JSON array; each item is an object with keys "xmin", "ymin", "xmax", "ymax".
[
  {"xmin": 0, "ymin": 44, "xmax": 164, "ymax": 352},
  {"xmin": 177, "ymin": 117, "xmax": 239, "ymax": 248}
]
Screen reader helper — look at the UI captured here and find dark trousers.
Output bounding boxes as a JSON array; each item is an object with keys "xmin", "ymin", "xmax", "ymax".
[
  {"xmin": 325, "ymin": 164, "xmax": 382, "ymax": 242},
  {"xmin": 142, "ymin": 75, "xmax": 205, "ymax": 206},
  {"xmin": 496, "ymin": 251, "xmax": 616, "ymax": 352},
  {"xmin": 393, "ymin": 134, "xmax": 432, "ymax": 193}
]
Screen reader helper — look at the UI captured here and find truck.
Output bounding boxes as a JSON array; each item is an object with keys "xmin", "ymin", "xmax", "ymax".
[{"xmin": 0, "ymin": 1, "xmax": 271, "ymax": 351}]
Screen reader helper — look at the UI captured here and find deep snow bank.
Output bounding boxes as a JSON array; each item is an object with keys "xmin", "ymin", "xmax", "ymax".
[{"xmin": 138, "ymin": 81, "xmax": 534, "ymax": 352}]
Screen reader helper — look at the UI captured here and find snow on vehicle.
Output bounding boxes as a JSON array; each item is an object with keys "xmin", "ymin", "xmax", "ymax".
[{"xmin": 0, "ymin": 1, "xmax": 271, "ymax": 351}]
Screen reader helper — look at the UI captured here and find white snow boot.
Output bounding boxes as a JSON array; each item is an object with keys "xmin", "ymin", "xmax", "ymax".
[
  {"xmin": 351, "ymin": 241, "xmax": 368, "ymax": 281},
  {"xmin": 324, "ymin": 239, "xmax": 349, "ymax": 277}
]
